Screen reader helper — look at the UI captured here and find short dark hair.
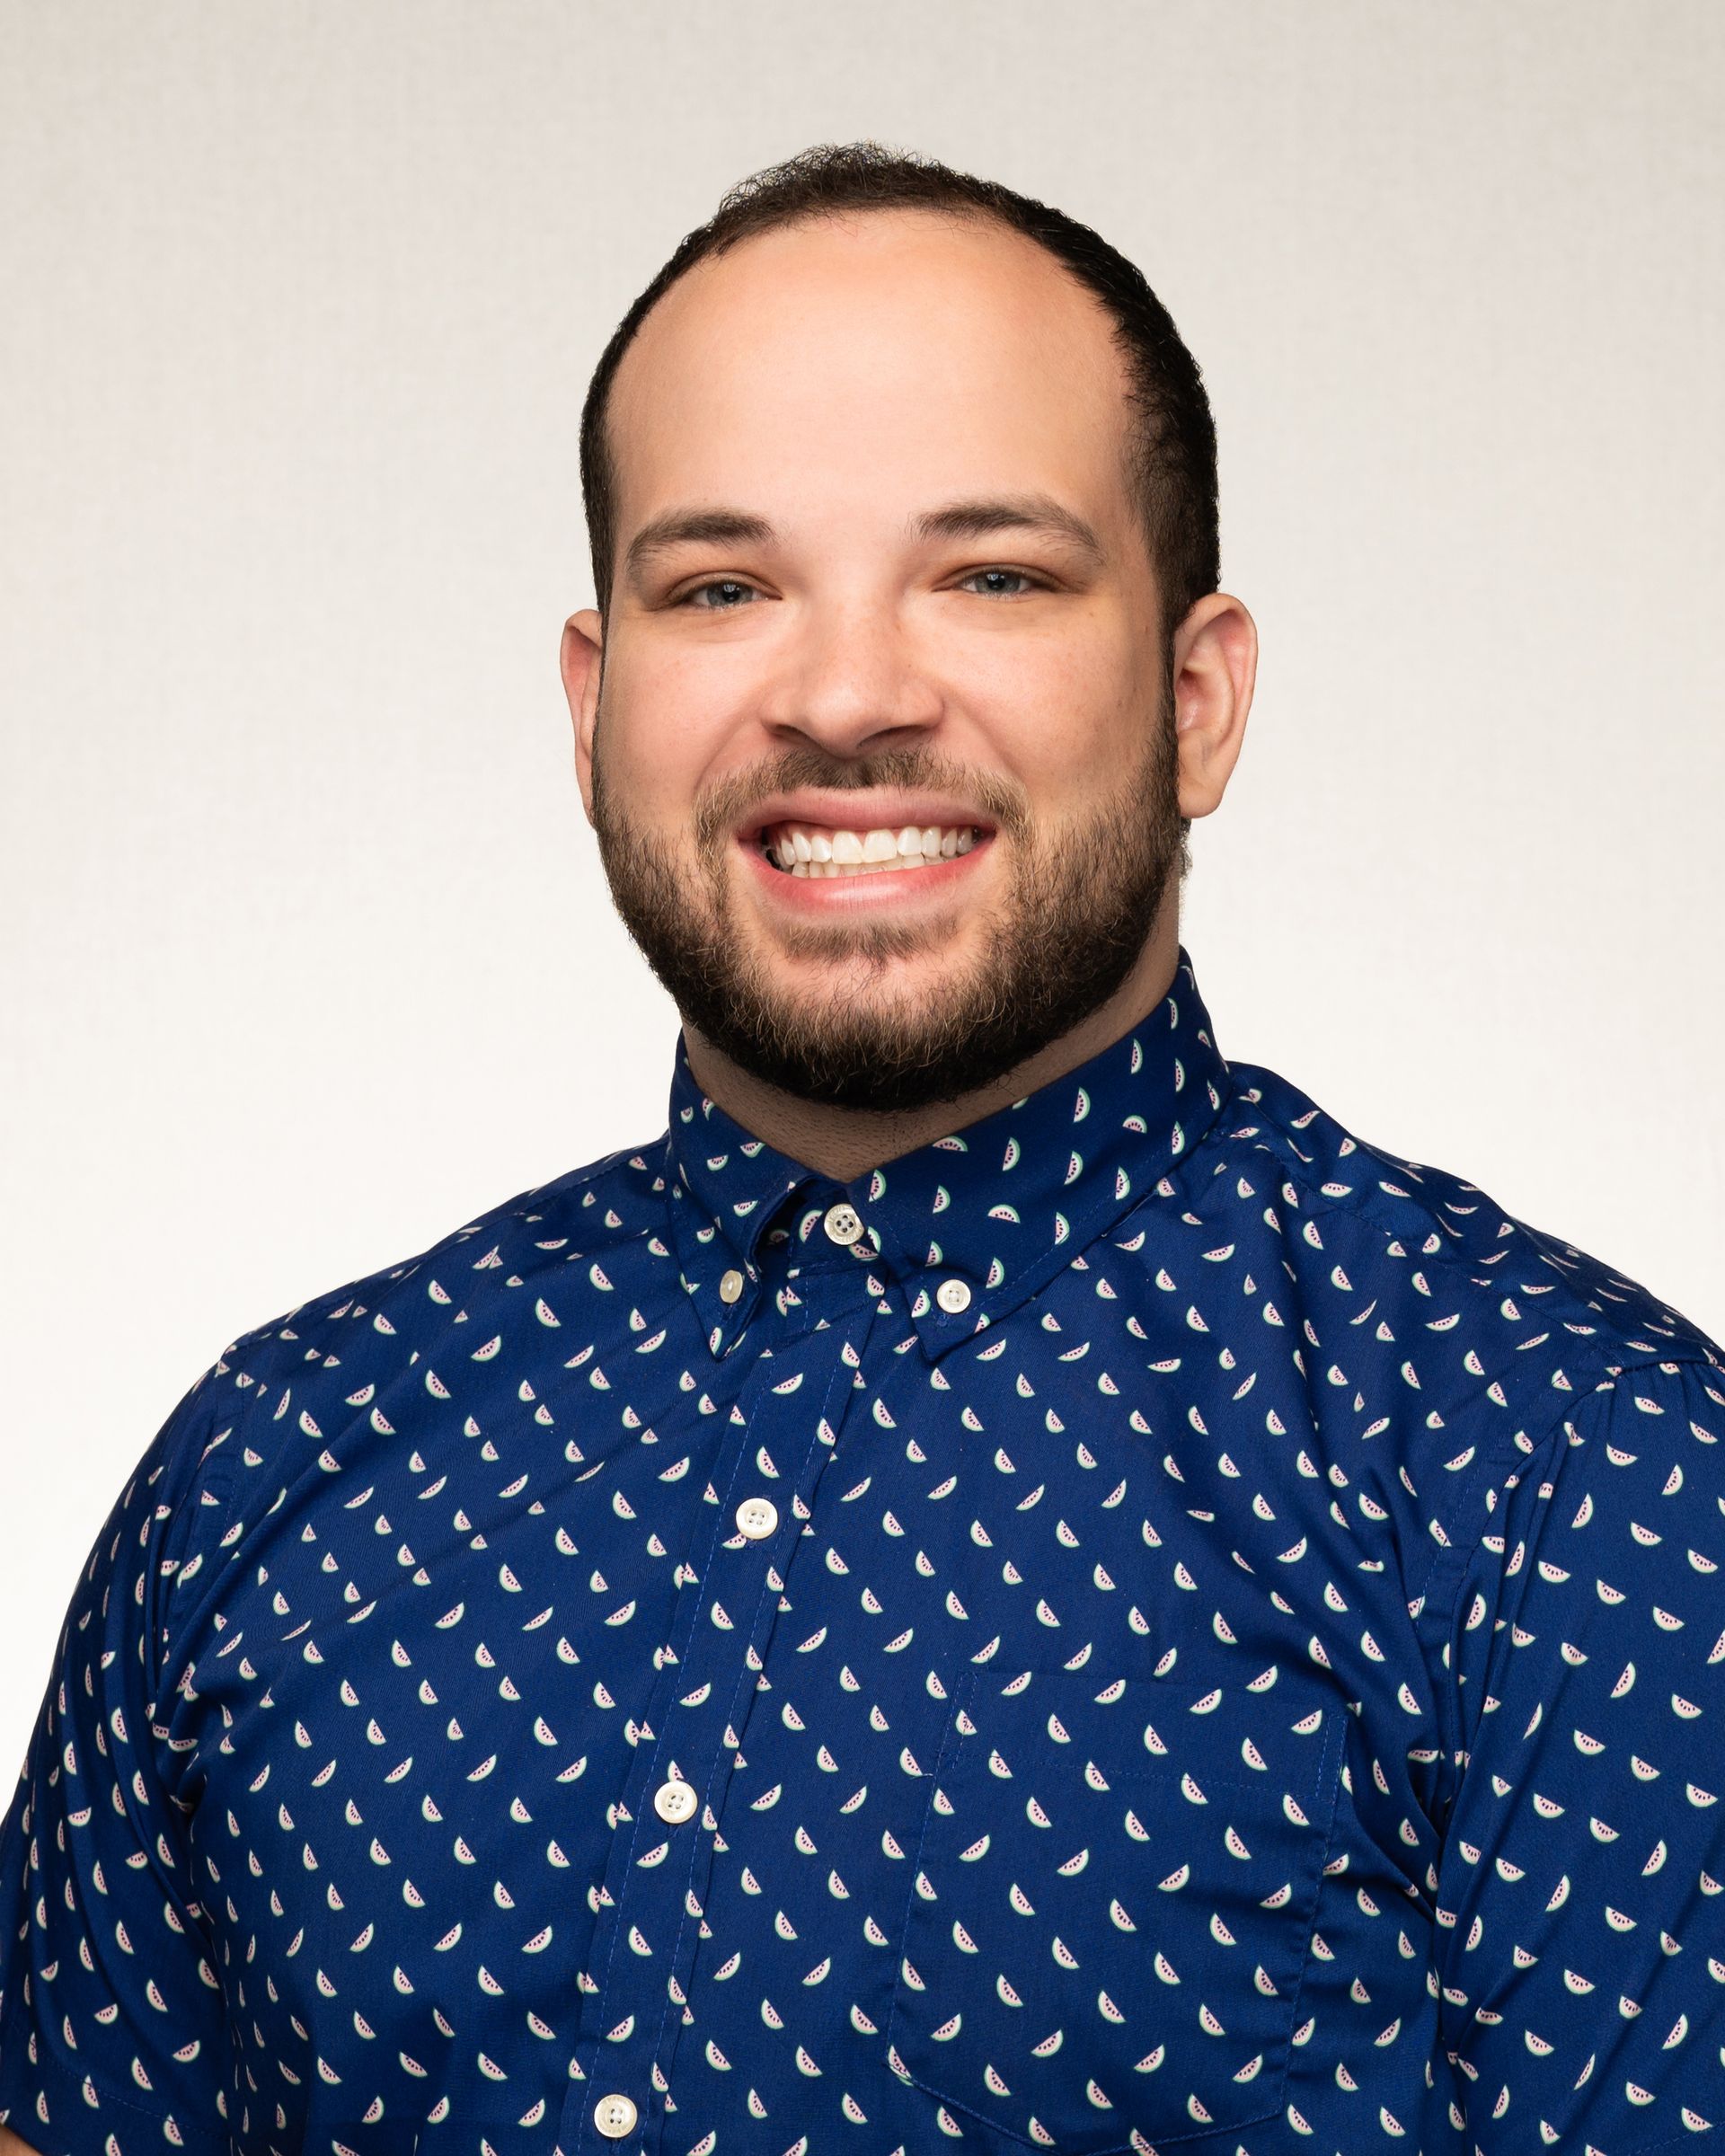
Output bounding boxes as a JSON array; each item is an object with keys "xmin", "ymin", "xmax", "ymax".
[{"xmin": 579, "ymin": 141, "xmax": 1220, "ymax": 644}]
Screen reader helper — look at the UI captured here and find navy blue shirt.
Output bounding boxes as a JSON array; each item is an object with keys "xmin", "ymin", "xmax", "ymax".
[{"xmin": 4, "ymin": 947, "xmax": 1724, "ymax": 2156}]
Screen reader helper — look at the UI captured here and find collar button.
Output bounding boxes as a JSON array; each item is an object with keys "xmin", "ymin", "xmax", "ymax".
[
  {"xmin": 935, "ymin": 1276, "xmax": 972, "ymax": 1314},
  {"xmin": 822, "ymin": 1202, "xmax": 864, "ymax": 1247},
  {"xmin": 719, "ymin": 1268, "xmax": 745, "ymax": 1303}
]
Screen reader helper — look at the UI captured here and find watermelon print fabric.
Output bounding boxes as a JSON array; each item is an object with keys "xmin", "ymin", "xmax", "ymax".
[{"xmin": 2, "ymin": 945, "xmax": 1723, "ymax": 2156}]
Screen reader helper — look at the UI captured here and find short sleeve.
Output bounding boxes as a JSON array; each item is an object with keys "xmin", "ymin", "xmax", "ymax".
[
  {"xmin": 1435, "ymin": 1353, "xmax": 1725, "ymax": 2152},
  {"xmin": 0, "ymin": 1354, "xmax": 240, "ymax": 2155}
]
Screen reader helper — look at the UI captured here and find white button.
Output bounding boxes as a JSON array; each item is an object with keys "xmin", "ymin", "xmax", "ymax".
[
  {"xmin": 935, "ymin": 1276, "xmax": 972, "ymax": 1314},
  {"xmin": 719, "ymin": 1268, "xmax": 744, "ymax": 1303},
  {"xmin": 735, "ymin": 1496, "xmax": 778, "ymax": 1540},
  {"xmin": 653, "ymin": 1777, "xmax": 698, "ymax": 1825},
  {"xmin": 595, "ymin": 2091, "xmax": 639, "ymax": 2138},
  {"xmin": 823, "ymin": 1202, "xmax": 864, "ymax": 1245}
]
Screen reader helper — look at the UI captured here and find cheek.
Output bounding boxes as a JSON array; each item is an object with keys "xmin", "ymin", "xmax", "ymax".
[
  {"xmin": 599, "ymin": 661, "xmax": 735, "ymax": 828},
  {"xmin": 969, "ymin": 606, "xmax": 1137, "ymax": 737},
  {"xmin": 978, "ymin": 658, "xmax": 1137, "ymax": 817}
]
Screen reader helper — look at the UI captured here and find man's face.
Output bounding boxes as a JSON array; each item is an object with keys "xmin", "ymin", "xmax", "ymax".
[{"xmin": 578, "ymin": 209, "xmax": 1189, "ymax": 1114}]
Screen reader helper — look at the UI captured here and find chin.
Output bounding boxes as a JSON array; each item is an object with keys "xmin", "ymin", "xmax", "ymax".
[{"xmin": 761, "ymin": 936, "xmax": 975, "ymax": 1010}]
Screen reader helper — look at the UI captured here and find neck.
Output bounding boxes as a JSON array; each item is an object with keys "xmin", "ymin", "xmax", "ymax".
[{"xmin": 680, "ymin": 907, "xmax": 1182, "ymax": 1184}]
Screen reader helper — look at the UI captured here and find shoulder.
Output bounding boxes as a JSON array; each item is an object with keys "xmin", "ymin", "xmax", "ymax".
[
  {"xmin": 1165, "ymin": 1055, "xmax": 1723, "ymax": 1547},
  {"xmin": 204, "ymin": 1133, "xmax": 674, "ymax": 1448},
  {"xmin": 1210, "ymin": 1055, "xmax": 1723, "ymax": 1382},
  {"xmin": 101, "ymin": 1135, "xmax": 674, "ymax": 1670},
  {"xmin": 1173, "ymin": 1057, "xmax": 1723, "ymax": 1628}
]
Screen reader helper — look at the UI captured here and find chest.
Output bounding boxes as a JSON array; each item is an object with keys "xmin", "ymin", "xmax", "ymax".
[{"xmin": 179, "ymin": 1268, "xmax": 1451, "ymax": 2149}]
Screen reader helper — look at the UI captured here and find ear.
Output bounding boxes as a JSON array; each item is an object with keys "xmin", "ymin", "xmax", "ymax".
[
  {"xmin": 560, "ymin": 608, "xmax": 605, "ymax": 826},
  {"xmin": 1170, "ymin": 593, "xmax": 1258, "ymax": 820}
]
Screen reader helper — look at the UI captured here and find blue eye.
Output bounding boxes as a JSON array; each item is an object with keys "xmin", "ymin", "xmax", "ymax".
[
  {"xmin": 682, "ymin": 579, "xmax": 757, "ymax": 610},
  {"xmin": 960, "ymin": 568, "xmax": 1040, "ymax": 597}
]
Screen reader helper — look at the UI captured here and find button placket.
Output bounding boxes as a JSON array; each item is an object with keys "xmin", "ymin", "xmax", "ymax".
[
  {"xmin": 645, "ymin": 1311, "xmax": 873, "ymax": 2128},
  {"xmin": 734, "ymin": 1494, "xmax": 778, "ymax": 1540},
  {"xmin": 592, "ymin": 2091, "xmax": 638, "ymax": 2139},
  {"xmin": 652, "ymin": 1775, "xmax": 698, "ymax": 1825},
  {"xmin": 563, "ymin": 1294, "xmax": 878, "ymax": 2153}
]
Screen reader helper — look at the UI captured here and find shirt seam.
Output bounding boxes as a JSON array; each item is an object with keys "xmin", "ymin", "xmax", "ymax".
[
  {"xmin": 161, "ymin": 1356, "xmax": 251, "ymax": 1706},
  {"xmin": 1427, "ymin": 1347, "xmax": 1721, "ymax": 1823},
  {"xmin": 1208, "ymin": 1091, "xmax": 1721, "ymax": 1642}
]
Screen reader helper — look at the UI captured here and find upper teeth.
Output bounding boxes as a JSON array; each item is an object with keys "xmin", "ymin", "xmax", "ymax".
[{"xmin": 764, "ymin": 823, "xmax": 981, "ymax": 876}]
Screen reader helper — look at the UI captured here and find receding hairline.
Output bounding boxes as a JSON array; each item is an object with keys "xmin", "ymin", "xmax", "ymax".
[
  {"xmin": 597, "ymin": 199, "xmax": 1141, "ymax": 559},
  {"xmin": 609, "ymin": 199, "xmax": 1121, "ymax": 410},
  {"xmin": 686, "ymin": 196, "xmax": 1048, "ymax": 273}
]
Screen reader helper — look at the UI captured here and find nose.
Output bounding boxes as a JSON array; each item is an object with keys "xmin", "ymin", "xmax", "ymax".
[{"xmin": 757, "ymin": 593, "xmax": 943, "ymax": 758}]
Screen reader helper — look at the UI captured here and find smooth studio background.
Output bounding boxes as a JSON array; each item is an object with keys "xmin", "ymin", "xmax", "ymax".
[{"xmin": 2, "ymin": 3, "xmax": 1721, "ymax": 1753}]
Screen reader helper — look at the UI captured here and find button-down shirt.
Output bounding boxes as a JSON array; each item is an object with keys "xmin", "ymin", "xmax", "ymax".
[{"xmin": 3, "ymin": 946, "xmax": 1723, "ymax": 2156}]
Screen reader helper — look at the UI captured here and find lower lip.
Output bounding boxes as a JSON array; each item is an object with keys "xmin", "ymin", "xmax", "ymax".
[{"xmin": 739, "ymin": 833, "xmax": 995, "ymax": 910}]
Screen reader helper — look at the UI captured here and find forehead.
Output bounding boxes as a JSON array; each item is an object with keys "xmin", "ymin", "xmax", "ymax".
[{"xmin": 605, "ymin": 208, "xmax": 1137, "ymax": 542}]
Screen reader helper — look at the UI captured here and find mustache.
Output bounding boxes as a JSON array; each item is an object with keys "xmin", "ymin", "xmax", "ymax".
[{"xmin": 691, "ymin": 744, "xmax": 1030, "ymax": 856}]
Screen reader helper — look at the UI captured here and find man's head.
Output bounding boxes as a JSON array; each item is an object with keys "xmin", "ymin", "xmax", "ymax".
[{"xmin": 562, "ymin": 143, "xmax": 1254, "ymax": 1116}]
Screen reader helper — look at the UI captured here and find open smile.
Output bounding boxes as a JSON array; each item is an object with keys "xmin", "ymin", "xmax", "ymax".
[
  {"xmin": 759, "ymin": 817, "xmax": 985, "ymax": 876},
  {"xmin": 728, "ymin": 783, "xmax": 1003, "ymax": 912}
]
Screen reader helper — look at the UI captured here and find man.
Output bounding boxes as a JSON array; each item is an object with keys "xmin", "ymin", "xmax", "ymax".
[{"xmin": 2, "ymin": 140, "xmax": 1721, "ymax": 2156}]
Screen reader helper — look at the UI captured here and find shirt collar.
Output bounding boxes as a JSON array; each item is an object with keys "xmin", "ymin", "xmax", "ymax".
[{"xmin": 662, "ymin": 944, "xmax": 1233, "ymax": 1361}]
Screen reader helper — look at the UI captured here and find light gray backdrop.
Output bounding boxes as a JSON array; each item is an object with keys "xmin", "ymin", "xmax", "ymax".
[{"xmin": 2, "ymin": 1, "xmax": 1721, "ymax": 1754}]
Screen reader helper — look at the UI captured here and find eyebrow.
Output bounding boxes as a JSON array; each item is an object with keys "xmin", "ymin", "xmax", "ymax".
[
  {"xmin": 621, "ymin": 491, "xmax": 1107, "ymax": 587},
  {"xmin": 912, "ymin": 493, "xmax": 1106, "ymax": 567},
  {"xmin": 624, "ymin": 508, "xmax": 774, "ymax": 583}
]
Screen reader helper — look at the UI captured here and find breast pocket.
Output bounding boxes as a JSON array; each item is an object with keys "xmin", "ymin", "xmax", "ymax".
[{"xmin": 883, "ymin": 1648, "xmax": 1344, "ymax": 2152}]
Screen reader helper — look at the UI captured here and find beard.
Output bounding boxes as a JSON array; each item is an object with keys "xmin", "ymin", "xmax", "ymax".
[{"xmin": 589, "ymin": 669, "xmax": 1189, "ymax": 1117}]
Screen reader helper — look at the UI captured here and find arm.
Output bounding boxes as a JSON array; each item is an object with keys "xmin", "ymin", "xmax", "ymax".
[
  {"xmin": 0, "ymin": 1359, "xmax": 238, "ymax": 2151},
  {"xmin": 1436, "ymin": 1354, "xmax": 1725, "ymax": 2150},
  {"xmin": 0, "ymin": 2129, "xmax": 43, "ymax": 2154}
]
